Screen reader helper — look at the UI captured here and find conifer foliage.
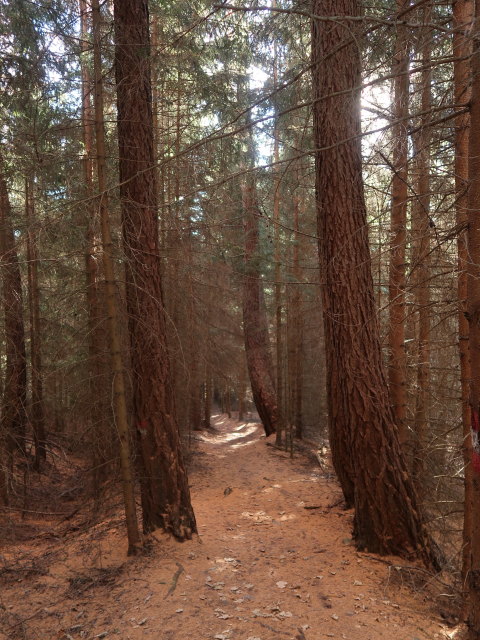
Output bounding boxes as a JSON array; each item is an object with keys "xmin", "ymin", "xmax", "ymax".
[{"xmin": 0, "ymin": 0, "xmax": 480, "ymax": 626}]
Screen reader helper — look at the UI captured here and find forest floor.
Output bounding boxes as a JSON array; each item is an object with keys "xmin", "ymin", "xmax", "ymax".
[{"xmin": 0, "ymin": 413, "xmax": 465, "ymax": 640}]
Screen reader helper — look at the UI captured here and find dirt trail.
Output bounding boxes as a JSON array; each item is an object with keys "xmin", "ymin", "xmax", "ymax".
[{"xmin": 1, "ymin": 415, "xmax": 457, "ymax": 639}]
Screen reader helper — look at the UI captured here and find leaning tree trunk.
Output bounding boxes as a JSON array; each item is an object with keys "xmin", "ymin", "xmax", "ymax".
[
  {"xmin": 242, "ymin": 174, "xmax": 278, "ymax": 437},
  {"xmin": 312, "ymin": 0, "xmax": 440, "ymax": 568},
  {"xmin": 466, "ymin": 0, "xmax": 480, "ymax": 634},
  {"xmin": 113, "ymin": 0, "xmax": 196, "ymax": 539}
]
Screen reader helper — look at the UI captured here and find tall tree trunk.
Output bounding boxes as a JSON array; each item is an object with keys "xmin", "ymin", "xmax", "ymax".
[
  {"xmin": 312, "ymin": 0, "xmax": 440, "ymax": 568},
  {"xmin": 466, "ymin": 0, "xmax": 480, "ymax": 632},
  {"xmin": 291, "ymin": 166, "xmax": 304, "ymax": 439},
  {"xmin": 113, "ymin": 0, "xmax": 196, "ymax": 539},
  {"xmin": 79, "ymin": 0, "xmax": 110, "ymax": 493},
  {"xmin": 273, "ymin": 146, "xmax": 284, "ymax": 445},
  {"xmin": 388, "ymin": 0, "xmax": 410, "ymax": 446},
  {"xmin": 92, "ymin": 0, "xmax": 142, "ymax": 555},
  {"xmin": 0, "ymin": 155, "xmax": 27, "ymax": 486},
  {"xmin": 411, "ymin": 8, "xmax": 432, "ymax": 487},
  {"xmin": 242, "ymin": 174, "xmax": 278, "ymax": 437},
  {"xmin": 25, "ymin": 176, "xmax": 46, "ymax": 469},
  {"xmin": 273, "ymin": 30, "xmax": 284, "ymax": 446},
  {"xmin": 453, "ymin": 0, "xmax": 473, "ymax": 591}
]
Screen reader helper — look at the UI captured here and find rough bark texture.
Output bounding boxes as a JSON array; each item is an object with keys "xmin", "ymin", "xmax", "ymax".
[
  {"xmin": 411, "ymin": 8, "xmax": 432, "ymax": 487},
  {"xmin": 467, "ymin": 1, "xmax": 480, "ymax": 634},
  {"xmin": 92, "ymin": 0, "xmax": 142, "ymax": 555},
  {"xmin": 79, "ymin": 0, "xmax": 111, "ymax": 491},
  {"xmin": 453, "ymin": 0, "xmax": 473, "ymax": 590},
  {"xmin": 114, "ymin": 0, "xmax": 196, "ymax": 539},
  {"xmin": 388, "ymin": 0, "xmax": 410, "ymax": 446},
  {"xmin": 312, "ymin": 0, "xmax": 440, "ymax": 568},
  {"xmin": 242, "ymin": 177, "xmax": 278, "ymax": 437}
]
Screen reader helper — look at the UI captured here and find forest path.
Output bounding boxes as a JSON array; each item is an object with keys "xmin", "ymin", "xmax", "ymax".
[{"xmin": 1, "ymin": 414, "xmax": 454, "ymax": 640}]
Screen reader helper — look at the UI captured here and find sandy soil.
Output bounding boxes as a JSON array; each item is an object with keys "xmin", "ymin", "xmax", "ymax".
[{"xmin": 0, "ymin": 414, "xmax": 464, "ymax": 640}]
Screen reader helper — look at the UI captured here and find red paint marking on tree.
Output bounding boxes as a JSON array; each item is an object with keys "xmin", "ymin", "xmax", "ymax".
[{"xmin": 473, "ymin": 452, "xmax": 480, "ymax": 474}]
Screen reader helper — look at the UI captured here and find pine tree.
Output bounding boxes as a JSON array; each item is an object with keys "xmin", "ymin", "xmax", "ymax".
[
  {"xmin": 312, "ymin": 0, "xmax": 440, "ymax": 567},
  {"xmin": 113, "ymin": 0, "xmax": 197, "ymax": 538}
]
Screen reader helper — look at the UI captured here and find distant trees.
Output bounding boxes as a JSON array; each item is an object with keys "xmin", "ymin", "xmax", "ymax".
[
  {"xmin": 25, "ymin": 176, "xmax": 47, "ymax": 470},
  {"xmin": 242, "ymin": 162, "xmax": 278, "ymax": 437},
  {"xmin": 0, "ymin": 156, "xmax": 27, "ymax": 503}
]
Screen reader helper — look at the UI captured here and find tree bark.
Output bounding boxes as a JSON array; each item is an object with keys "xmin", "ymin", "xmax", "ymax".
[
  {"xmin": 290, "ymin": 165, "xmax": 303, "ymax": 439},
  {"xmin": 466, "ymin": 0, "xmax": 480, "ymax": 633},
  {"xmin": 92, "ymin": 0, "xmax": 142, "ymax": 555},
  {"xmin": 312, "ymin": 0, "xmax": 440, "ymax": 568},
  {"xmin": 272, "ymin": 30, "xmax": 284, "ymax": 446},
  {"xmin": 388, "ymin": 0, "xmax": 410, "ymax": 446},
  {"xmin": 411, "ymin": 7, "xmax": 432, "ymax": 487},
  {"xmin": 242, "ymin": 174, "xmax": 278, "ymax": 437},
  {"xmin": 113, "ymin": 0, "xmax": 196, "ymax": 539},
  {"xmin": 453, "ymin": 0, "xmax": 473, "ymax": 593},
  {"xmin": 79, "ymin": 0, "xmax": 111, "ymax": 493}
]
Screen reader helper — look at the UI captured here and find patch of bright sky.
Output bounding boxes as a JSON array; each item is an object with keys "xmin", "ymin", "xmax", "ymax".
[
  {"xmin": 361, "ymin": 81, "xmax": 391, "ymax": 159},
  {"xmin": 244, "ymin": 62, "xmax": 391, "ymax": 165},
  {"xmin": 248, "ymin": 64, "xmax": 269, "ymax": 90},
  {"xmin": 248, "ymin": 64, "xmax": 274, "ymax": 164}
]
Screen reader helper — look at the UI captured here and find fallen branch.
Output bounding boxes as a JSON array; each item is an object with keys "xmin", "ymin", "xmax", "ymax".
[
  {"xmin": 254, "ymin": 620, "xmax": 292, "ymax": 636},
  {"xmin": 0, "ymin": 506, "xmax": 69, "ymax": 516},
  {"xmin": 165, "ymin": 562, "xmax": 184, "ymax": 598}
]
